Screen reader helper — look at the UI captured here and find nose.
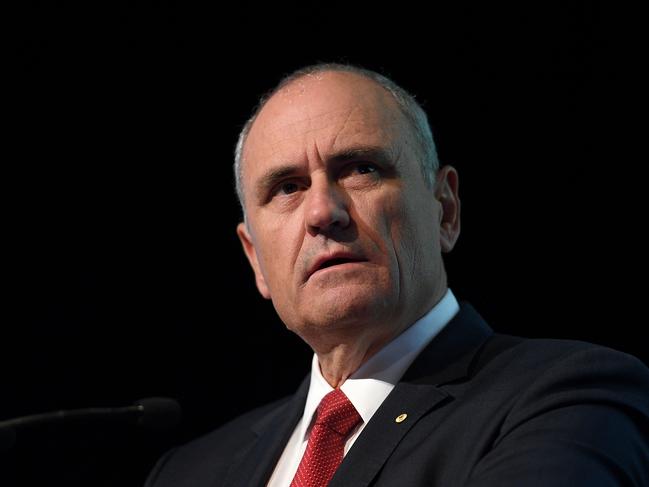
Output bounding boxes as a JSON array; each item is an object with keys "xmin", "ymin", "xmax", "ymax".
[{"xmin": 304, "ymin": 179, "xmax": 350, "ymax": 235}]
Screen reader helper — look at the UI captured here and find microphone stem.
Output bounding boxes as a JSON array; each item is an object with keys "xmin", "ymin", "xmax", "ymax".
[{"xmin": 0, "ymin": 405, "xmax": 141, "ymax": 430}]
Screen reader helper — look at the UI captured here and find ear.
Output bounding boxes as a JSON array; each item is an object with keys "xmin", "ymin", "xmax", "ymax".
[
  {"xmin": 435, "ymin": 165, "xmax": 461, "ymax": 253},
  {"xmin": 236, "ymin": 222, "xmax": 271, "ymax": 299}
]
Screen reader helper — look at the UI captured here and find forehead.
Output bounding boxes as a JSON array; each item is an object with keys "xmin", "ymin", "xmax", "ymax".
[{"xmin": 243, "ymin": 72, "xmax": 406, "ymax": 170}]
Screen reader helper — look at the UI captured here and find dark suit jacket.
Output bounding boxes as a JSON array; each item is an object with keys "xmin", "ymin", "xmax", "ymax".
[{"xmin": 145, "ymin": 302, "xmax": 649, "ymax": 486}]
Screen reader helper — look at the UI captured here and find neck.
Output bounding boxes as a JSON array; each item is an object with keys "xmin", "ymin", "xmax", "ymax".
[
  {"xmin": 315, "ymin": 339, "xmax": 383, "ymax": 389},
  {"xmin": 313, "ymin": 285, "xmax": 448, "ymax": 388}
]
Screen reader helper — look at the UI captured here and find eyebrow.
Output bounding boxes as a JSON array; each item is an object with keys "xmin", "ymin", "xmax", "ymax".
[{"xmin": 254, "ymin": 145, "xmax": 395, "ymax": 200}]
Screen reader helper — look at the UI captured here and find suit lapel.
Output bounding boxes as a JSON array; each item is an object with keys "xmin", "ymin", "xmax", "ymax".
[
  {"xmin": 329, "ymin": 302, "xmax": 494, "ymax": 487},
  {"xmin": 329, "ymin": 381, "xmax": 451, "ymax": 487},
  {"xmin": 222, "ymin": 377, "xmax": 310, "ymax": 487}
]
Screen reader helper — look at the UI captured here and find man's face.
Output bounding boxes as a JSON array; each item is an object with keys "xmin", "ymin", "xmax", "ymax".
[{"xmin": 237, "ymin": 72, "xmax": 458, "ymax": 344}]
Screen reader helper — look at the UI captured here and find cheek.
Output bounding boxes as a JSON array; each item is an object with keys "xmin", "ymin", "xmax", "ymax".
[
  {"xmin": 253, "ymin": 215, "xmax": 303, "ymax": 286},
  {"xmin": 389, "ymin": 218, "xmax": 418, "ymax": 272},
  {"xmin": 378, "ymin": 190, "xmax": 408, "ymax": 241},
  {"xmin": 387, "ymin": 195, "xmax": 438, "ymax": 273},
  {"xmin": 354, "ymin": 190, "xmax": 406, "ymax": 265}
]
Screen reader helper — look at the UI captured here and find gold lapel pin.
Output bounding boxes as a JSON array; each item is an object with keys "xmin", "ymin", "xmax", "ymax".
[{"xmin": 395, "ymin": 413, "xmax": 408, "ymax": 423}]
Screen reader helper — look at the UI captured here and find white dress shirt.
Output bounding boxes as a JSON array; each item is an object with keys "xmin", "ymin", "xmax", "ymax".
[{"xmin": 267, "ymin": 288, "xmax": 460, "ymax": 486}]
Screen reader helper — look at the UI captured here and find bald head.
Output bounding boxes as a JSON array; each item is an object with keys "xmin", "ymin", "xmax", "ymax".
[{"xmin": 234, "ymin": 64, "xmax": 440, "ymax": 213}]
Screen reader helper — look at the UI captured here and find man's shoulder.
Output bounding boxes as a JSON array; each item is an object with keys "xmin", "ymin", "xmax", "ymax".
[
  {"xmin": 482, "ymin": 332, "xmax": 647, "ymax": 371},
  {"xmin": 182, "ymin": 393, "xmax": 294, "ymax": 455},
  {"xmin": 144, "ymin": 394, "xmax": 297, "ymax": 486},
  {"xmin": 470, "ymin": 333, "xmax": 649, "ymax": 411}
]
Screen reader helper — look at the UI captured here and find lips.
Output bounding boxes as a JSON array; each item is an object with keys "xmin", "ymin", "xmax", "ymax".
[{"xmin": 306, "ymin": 251, "xmax": 368, "ymax": 280}]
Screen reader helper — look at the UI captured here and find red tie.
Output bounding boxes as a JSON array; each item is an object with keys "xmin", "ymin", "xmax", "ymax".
[{"xmin": 290, "ymin": 388, "xmax": 362, "ymax": 487}]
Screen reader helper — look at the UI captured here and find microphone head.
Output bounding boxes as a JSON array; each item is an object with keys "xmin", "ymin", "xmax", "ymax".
[{"xmin": 134, "ymin": 397, "xmax": 182, "ymax": 431}]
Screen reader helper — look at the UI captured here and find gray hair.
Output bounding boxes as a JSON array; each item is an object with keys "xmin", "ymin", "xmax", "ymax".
[{"xmin": 233, "ymin": 63, "xmax": 440, "ymax": 213}]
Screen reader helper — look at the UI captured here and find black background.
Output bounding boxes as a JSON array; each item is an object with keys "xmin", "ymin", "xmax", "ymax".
[{"xmin": 8, "ymin": 3, "xmax": 647, "ymax": 486}]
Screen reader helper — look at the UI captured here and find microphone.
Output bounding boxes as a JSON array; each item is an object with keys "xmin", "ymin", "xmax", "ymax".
[{"xmin": 0, "ymin": 397, "xmax": 181, "ymax": 452}]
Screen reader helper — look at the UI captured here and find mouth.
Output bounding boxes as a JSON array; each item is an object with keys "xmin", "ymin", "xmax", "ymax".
[{"xmin": 307, "ymin": 253, "xmax": 368, "ymax": 280}]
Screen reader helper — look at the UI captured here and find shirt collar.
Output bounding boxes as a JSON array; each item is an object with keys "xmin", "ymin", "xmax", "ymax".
[{"xmin": 299, "ymin": 288, "xmax": 460, "ymax": 441}]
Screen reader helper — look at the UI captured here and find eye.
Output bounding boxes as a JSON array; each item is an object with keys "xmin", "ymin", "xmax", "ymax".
[
  {"xmin": 340, "ymin": 162, "xmax": 380, "ymax": 180},
  {"xmin": 354, "ymin": 163, "xmax": 378, "ymax": 175},
  {"xmin": 279, "ymin": 182, "xmax": 300, "ymax": 195},
  {"xmin": 337, "ymin": 161, "xmax": 382, "ymax": 189},
  {"xmin": 272, "ymin": 180, "xmax": 307, "ymax": 199}
]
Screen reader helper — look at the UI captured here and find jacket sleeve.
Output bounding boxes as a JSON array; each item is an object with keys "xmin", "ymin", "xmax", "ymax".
[{"xmin": 465, "ymin": 346, "xmax": 649, "ymax": 487}]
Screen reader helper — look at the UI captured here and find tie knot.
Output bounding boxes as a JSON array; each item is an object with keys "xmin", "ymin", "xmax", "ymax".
[{"xmin": 314, "ymin": 388, "xmax": 362, "ymax": 436}]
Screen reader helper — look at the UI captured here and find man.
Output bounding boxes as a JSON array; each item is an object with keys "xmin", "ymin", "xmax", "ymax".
[{"xmin": 146, "ymin": 64, "xmax": 649, "ymax": 486}]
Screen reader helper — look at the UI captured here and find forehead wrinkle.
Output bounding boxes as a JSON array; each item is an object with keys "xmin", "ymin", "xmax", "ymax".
[
  {"xmin": 259, "ymin": 105, "xmax": 365, "ymax": 143},
  {"xmin": 329, "ymin": 103, "xmax": 362, "ymax": 151},
  {"xmin": 262, "ymin": 111, "xmax": 400, "ymax": 161},
  {"xmin": 249, "ymin": 126, "xmax": 375, "ymax": 177}
]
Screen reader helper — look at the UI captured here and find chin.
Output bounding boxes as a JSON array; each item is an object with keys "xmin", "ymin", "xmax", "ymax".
[{"xmin": 302, "ymin": 288, "xmax": 394, "ymax": 331}]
